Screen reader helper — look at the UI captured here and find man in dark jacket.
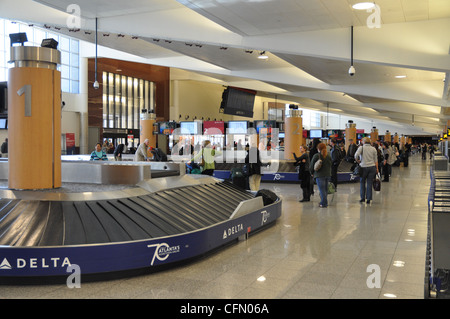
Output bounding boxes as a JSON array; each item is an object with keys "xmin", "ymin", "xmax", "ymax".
[
  {"xmin": 114, "ymin": 143, "xmax": 126, "ymax": 161},
  {"xmin": 346, "ymin": 138, "xmax": 358, "ymax": 163},
  {"xmin": 330, "ymin": 139, "xmax": 341, "ymax": 190}
]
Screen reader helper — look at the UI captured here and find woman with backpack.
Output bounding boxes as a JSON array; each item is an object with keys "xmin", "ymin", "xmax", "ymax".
[{"xmin": 309, "ymin": 142, "xmax": 332, "ymax": 208}]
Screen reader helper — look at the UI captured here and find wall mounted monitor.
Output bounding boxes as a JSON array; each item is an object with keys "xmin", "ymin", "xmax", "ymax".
[
  {"xmin": 203, "ymin": 121, "xmax": 225, "ymax": 135},
  {"xmin": 227, "ymin": 121, "xmax": 248, "ymax": 134},
  {"xmin": 180, "ymin": 121, "xmax": 200, "ymax": 135},
  {"xmin": 220, "ymin": 86, "xmax": 256, "ymax": 118},
  {"xmin": 309, "ymin": 129, "xmax": 323, "ymax": 138},
  {"xmin": 0, "ymin": 118, "xmax": 7, "ymax": 129},
  {"xmin": 327, "ymin": 130, "xmax": 342, "ymax": 138},
  {"xmin": 158, "ymin": 122, "xmax": 176, "ymax": 135},
  {"xmin": 254, "ymin": 120, "xmax": 276, "ymax": 133}
]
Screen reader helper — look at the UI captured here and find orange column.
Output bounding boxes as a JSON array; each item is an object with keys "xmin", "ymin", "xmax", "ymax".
[
  {"xmin": 394, "ymin": 133, "xmax": 399, "ymax": 143},
  {"xmin": 140, "ymin": 112, "xmax": 156, "ymax": 149},
  {"xmin": 284, "ymin": 109, "xmax": 302, "ymax": 160},
  {"xmin": 8, "ymin": 46, "xmax": 61, "ymax": 189},
  {"xmin": 370, "ymin": 127, "xmax": 378, "ymax": 143},
  {"xmin": 345, "ymin": 121, "xmax": 356, "ymax": 153},
  {"xmin": 384, "ymin": 130, "xmax": 391, "ymax": 143}
]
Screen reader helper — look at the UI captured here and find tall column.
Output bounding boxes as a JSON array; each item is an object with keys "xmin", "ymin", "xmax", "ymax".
[
  {"xmin": 370, "ymin": 127, "xmax": 378, "ymax": 143},
  {"xmin": 400, "ymin": 134, "xmax": 406, "ymax": 149},
  {"xmin": 384, "ymin": 130, "xmax": 391, "ymax": 143},
  {"xmin": 8, "ymin": 44, "xmax": 61, "ymax": 189},
  {"xmin": 394, "ymin": 133, "xmax": 399, "ymax": 144},
  {"xmin": 345, "ymin": 120, "xmax": 356, "ymax": 152},
  {"xmin": 284, "ymin": 108, "xmax": 302, "ymax": 160},
  {"xmin": 140, "ymin": 110, "xmax": 156, "ymax": 149}
]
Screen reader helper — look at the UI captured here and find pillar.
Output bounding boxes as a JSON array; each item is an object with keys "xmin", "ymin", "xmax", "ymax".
[
  {"xmin": 345, "ymin": 120, "xmax": 356, "ymax": 152},
  {"xmin": 8, "ymin": 45, "xmax": 61, "ymax": 189},
  {"xmin": 140, "ymin": 111, "xmax": 156, "ymax": 149},
  {"xmin": 394, "ymin": 133, "xmax": 399, "ymax": 144},
  {"xmin": 284, "ymin": 108, "xmax": 302, "ymax": 160},
  {"xmin": 370, "ymin": 127, "xmax": 378, "ymax": 143},
  {"xmin": 384, "ymin": 130, "xmax": 391, "ymax": 143}
]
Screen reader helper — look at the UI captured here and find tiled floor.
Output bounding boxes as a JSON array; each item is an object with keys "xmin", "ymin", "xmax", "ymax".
[{"xmin": 0, "ymin": 154, "xmax": 430, "ymax": 299}]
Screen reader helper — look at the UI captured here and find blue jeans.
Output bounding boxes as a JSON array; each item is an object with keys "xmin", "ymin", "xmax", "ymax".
[
  {"xmin": 360, "ymin": 166, "xmax": 377, "ymax": 201},
  {"xmin": 316, "ymin": 177, "xmax": 329, "ymax": 207}
]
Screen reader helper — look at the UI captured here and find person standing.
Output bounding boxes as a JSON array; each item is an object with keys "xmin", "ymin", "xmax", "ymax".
[
  {"xmin": 354, "ymin": 137, "xmax": 379, "ymax": 204},
  {"xmin": 245, "ymin": 142, "xmax": 262, "ymax": 191},
  {"xmin": 310, "ymin": 142, "xmax": 332, "ymax": 208},
  {"xmin": 309, "ymin": 138, "xmax": 321, "ymax": 196},
  {"xmin": 381, "ymin": 142, "xmax": 390, "ymax": 182},
  {"xmin": 294, "ymin": 145, "xmax": 311, "ymax": 202},
  {"xmin": 346, "ymin": 138, "xmax": 358, "ymax": 163},
  {"xmin": 329, "ymin": 138, "xmax": 341, "ymax": 191},
  {"xmin": 90, "ymin": 143, "xmax": 108, "ymax": 161},
  {"xmin": 422, "ymin": 143, "xmax": 428, "ymax": 160},
  {"xmin": 190, "ymin": 140, "xmax": 219, "ymax": 176}
]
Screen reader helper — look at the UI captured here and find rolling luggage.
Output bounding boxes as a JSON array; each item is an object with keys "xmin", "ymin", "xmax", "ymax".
[
  {"xmin": 231, "ymin": 167, "xmax": 247, "ymax": 189},
  {"xmin": 255, "ymin": 189, "xmax": 278, "ymax": 206}
]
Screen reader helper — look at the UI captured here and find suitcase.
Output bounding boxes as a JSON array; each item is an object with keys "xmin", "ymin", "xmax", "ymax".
[
  {"xmin": 255, "ymin": 189, "xmax": 278, "ymax": 206},
  {"xmin": 231, "ymin": 167, "xmax": 247, "ymax": 189}
]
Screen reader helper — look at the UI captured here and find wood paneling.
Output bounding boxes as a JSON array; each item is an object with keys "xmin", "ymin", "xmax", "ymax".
[{"xmin": 87, "ymin": 58, "xmax": 170, "ymax": 140}]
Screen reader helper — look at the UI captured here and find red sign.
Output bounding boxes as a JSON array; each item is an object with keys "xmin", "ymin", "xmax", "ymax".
[
  {"xmin": 66, "ymin": 133, "xmax": 75, "ymax": 148},
  {"xmin": 203, "ymin": 121, "xmax": 224, "ymax": 135}
]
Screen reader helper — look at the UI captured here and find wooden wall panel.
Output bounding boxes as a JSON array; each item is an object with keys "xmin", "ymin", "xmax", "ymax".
[{"xmin": 87, "ymin": 58, "xmax": 170, "ymax": 140}]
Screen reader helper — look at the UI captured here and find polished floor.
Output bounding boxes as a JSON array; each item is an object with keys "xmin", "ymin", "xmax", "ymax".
[{"xmin": 0, "ymin": 154, "xmax": 430, "ymax": 299}]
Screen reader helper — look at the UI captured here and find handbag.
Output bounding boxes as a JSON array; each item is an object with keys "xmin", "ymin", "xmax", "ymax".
[
  {"xmin": 327, "ymin": 182, "xmax": 336, "ymax": 194},
  {"xmin": 314, "ymin": 155, "xmax": 323, "ymax": 171},
  {"xmin": 373, "ymin": 173, "xmax": 381, "ymax": 191}
]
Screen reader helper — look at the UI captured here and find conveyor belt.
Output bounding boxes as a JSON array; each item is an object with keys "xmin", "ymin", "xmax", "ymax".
[{"xmin": 0, "ymin": 180, "xmax": 254, "ymax": 247}]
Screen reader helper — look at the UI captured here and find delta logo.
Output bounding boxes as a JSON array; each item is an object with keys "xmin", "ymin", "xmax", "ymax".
[{"xmin": 0, "ymin": 257, "xmax": 71, "ymax": 270}]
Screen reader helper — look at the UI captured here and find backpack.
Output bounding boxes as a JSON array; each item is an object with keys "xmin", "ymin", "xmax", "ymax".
[{"xmin": 388, "ymin": 146, "xmax": 397, "ymax": 165}]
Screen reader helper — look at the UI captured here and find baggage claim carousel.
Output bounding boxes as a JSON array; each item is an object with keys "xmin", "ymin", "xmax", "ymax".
[{"xmin": 0, "ymin": 160, "xmax": 281, "ymax": 284}]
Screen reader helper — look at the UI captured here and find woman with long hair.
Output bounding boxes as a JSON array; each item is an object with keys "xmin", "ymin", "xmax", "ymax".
[{"xmin": 309, "ymin": 142, "xmax": 332, "ymax": 208}]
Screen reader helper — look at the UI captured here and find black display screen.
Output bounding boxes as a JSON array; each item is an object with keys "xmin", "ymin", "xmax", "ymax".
[{"xmin": 220, "ymin": 87, "xmax": 256, "ymax": 118}]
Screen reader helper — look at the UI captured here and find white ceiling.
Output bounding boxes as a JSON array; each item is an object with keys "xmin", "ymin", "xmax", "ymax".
[{"xmin": 1, "ymin": 0, "xmax": 450, "ymax": 134}]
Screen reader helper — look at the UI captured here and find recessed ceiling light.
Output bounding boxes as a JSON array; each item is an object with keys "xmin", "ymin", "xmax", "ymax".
[
  {"xmin": 352, "ymin": 2, "xmax": 376, "ymax": 10},
  {"xmin": 395, "ymin": 75, "xmax": 407, "ymax": 79},
  {"xmin": 258, "ymin": 51, "xmax": 269, "ymax": 60},
  {"xmin": 257, "ymin": 276, "xmax": 266, "ymax": 282},
  {"xmin": 383, "ymin": 293, "xmax": 397, "ymax": 298}
]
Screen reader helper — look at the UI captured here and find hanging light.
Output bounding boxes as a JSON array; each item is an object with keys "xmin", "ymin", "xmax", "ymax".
[
  {"xmin": 93, "ymin": 17, "xmax": 99, "ymax": 89},
  {"xmin": 348, "ymin": 26, "xmax": 355, "ymax": 76}
]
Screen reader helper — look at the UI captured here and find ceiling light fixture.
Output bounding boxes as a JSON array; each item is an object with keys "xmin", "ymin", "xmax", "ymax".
[
  {"xmin": 395, "ymin": 75, "xmax": 407, "ymax": 79},
  {"xmin": 93, "ymin": 17, "xmax": 99, "ymax": 89},
  {"xmin": 352, "ymin": 2, "xmax": 376, "ymax": 10},
  {"xmin": 258, "ymin": 51, "xmax": 269, "ymax": 60},
  {"xmin": 348, "ymin": 26, "xmax": 355, "ymax": 76}
]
